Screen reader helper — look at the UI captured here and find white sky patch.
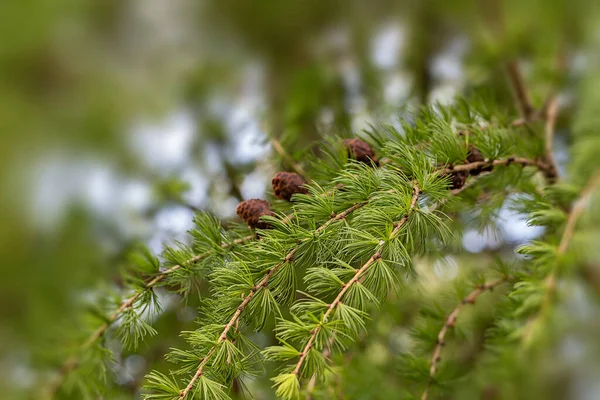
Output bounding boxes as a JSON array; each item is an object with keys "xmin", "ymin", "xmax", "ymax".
[
  {"xmin": 428, "ymin": 37, "xmax": 468, "ymax": 105},
  {"xmin": 29, "ymin": 151, "xmax": 159, "ymax": 237},
  {"xmin": 462, "ymin": 228, "xmax": 502, "ymax": 253},
  {"xmin": 82, "ymin": 164, "xmax": 117, "ymax": 216},
  {"xmin": 497, "ymin": 203, "xmax": 544, "ymax": 243},
  {"xmin": 147, "ymin": 205, "xmax": 195, "ymax": 254},
  {"xmin": 431, "ymin": 37, "xmax": 468, "ymax": 83},
  {"xmin": 240, "ymin": 171, "xmax": 268, "ymax": 200},
  {"xmin": 154, "ymin": 205, "xmax": 195, "ymax": 236},
  {"xmin": 429, "ymin": 85, "xmax": 458, "ymax": 105},
  {"xmin": 225, "ymin": 63, "xmax": 270, "ymax": 165},
  {"xmin": 121, "ymin": 179, "xmax": 153, "ymax": 212},
  {"xmin": 384, "ymin": 72, "xmax": 411, "ymax": 104},
  {"xmin": 30, "ymin": 154, "xmax": 121, "ymax": 229},
  {"xmin": 202, "ymin": 142, "xmax": 224, "ymax": 175},
  {"xmin": 371, "ymin": 24, "xmax": 404, "ymax": 70},
  {"xmin": 213, "ymin": 196, "xmax": 239, "ymax": 219},
  {"xmin": 30, "ymin": 155, "xmax": 75, "ymax": 229},
  {"xmin": 341, "ymin": 59, "xmax": 361, "ymax": 98},
  {"xmin": 226, "ymin": 112, "xmax": 269, "ymax": 165},
  {"xmin": 130, "ymin": 109, "xmax": 195, "ymax": 172},
  {"xmin": 181, "ymin": 167, "xmax": 210, "ymax": 209}
]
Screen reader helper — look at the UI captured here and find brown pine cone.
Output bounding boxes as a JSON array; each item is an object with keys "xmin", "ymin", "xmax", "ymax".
[
  {"xmin": 236, "ymin": 199, "xmax": 274, "ymax": 229},
  {"xmin": 442, "ymin": 170, "xmax": 468, "ymax": 190},
  {"xmin": 466, "ymin": 144, "xmax": 493, "ymax": 175},
  {"xmin": 272, "ymin": 172, "xmax": 308, "ymax": 201},
  {"xmin": 342, "ymin": 138, "xmax": 378, "ymax": 165}
]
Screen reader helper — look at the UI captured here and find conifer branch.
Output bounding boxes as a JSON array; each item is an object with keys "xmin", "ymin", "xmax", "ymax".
[
  {"xmin": 177, "ymin": 202, "xmax": 366, "ymax": 399},
  {"xmin": 421, "ymin": 277, "xmax": 510, "ymax": 400},
  {"xmin": 302, "ymin": 180, "xmax": 477, "ymax": 398},
  {"xmin": 47, "ymin": 234, "xmax": 254, "ymax": 398},
  {"xmin": 291, "ymin": 186, "xmax": 421, "ymax": 379},
  {"xmin": 522, "ymin": 172, "xmax": 600, "ymax": 342}
]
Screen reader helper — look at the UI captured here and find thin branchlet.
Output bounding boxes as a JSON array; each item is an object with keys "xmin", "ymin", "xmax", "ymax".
[
  {"xmin": 421, "ymin": 277, "xmax": 511, "ymax": 400},
  {"xmin": 46, "ymin": 234, "xmax": 254, "ymax": 398},
  {"xmin": 521, "ymin": 172, "xmax": 600, "ymax": 343},
  {"xmin": 543, "ymin": 96, "xmax": 560, "ymax": 181},
  {"xmin": 291, "ymin": 186, "xmax": 421, "ymax": 378},
  {"xmin": 302, "ymin": 181, "xmax": 476, "ymax": 398},
  {"xmin": 506, "ymin": 61, "xmax": 536, "ymax": 123},
  {"xmin": 177, "ymin": 202, "xmax": 366, "ymax": 399},
  {"xmin": 443, "ymin": 156, "xmax": 554, "ymax": 176}
]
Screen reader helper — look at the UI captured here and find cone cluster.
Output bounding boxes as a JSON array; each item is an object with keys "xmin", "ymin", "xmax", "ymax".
[
  {"xmin": 466, "ymin": 144, "xmax": 493, "ymax": 176},
  {"xmin": 237, "ymin": 137, "xmax": 380, "ymax": 229},
  {"xmin": 444, "ymin": 145, "xmax": 492, "ymax": 190}
]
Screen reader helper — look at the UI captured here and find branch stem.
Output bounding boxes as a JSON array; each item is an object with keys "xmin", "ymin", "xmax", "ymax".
[
  {"xmin": 543, "ymin": 96, "xmax": 560, "ymax": 181},
  {"xmin": 443, "ymin": 156, "xmax": 552, "ymax": 176},
  {"xmin": 292, "ymin": 187, "xmax": 421, "ymax": 378},
  {"xmin": 178, "ymin": 202, "xmax": 366, "ymax": 399},
  {"xmin": 506, "ymin": 61, "xmax": 535, "ymax": 122},
  {"xmin": 46, "ymin": 234, "xmax": 254, "ymax": 398},
  {"xmin": 421, "ymin": 277, "xmax": 510, "ymax": 400},
  {"xmin": 522, "ymin": 172, "xmax": 600, "ymax": 342}
]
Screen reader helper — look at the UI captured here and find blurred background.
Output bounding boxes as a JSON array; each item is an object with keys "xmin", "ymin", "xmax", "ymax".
[{"xmin": 1, "ymin": 0, "xmax": 599, "ymax": 398}]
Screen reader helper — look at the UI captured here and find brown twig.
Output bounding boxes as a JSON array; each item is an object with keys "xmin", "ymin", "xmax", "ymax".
[
  {"xmin": 291, "ymin": 187, "xmax": 421, "ymax": 379},
  {"xmin": 506, "ymin": 61, "xmax": 536, "ymax": 122},
  {"xmin": 543, "ymin": 96, "xmax": 560, "ymax": 181},
  {"xmin": 46, "ymin": 234, "xmax": 254, "ymax": 399},
  {"xmin": 443, "ymin": 156, "xmax": 553, "ymax": 177},
  {"xmin": 177, "ymin": 202, "xmax": 366, "ymax": 399},
  {"xmin": 522, "ymin": 172, "xmax": 600, "ymax": 343},
  {"xmin": 421, "ymin": 277, "xmax": 510, "ymax": 400},
  {"xmin": 303, "ymin": 179, "xmax": 477, "ymax": 399}
]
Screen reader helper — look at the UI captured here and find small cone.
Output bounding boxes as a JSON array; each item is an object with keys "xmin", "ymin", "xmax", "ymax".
[
  {"xmin": 466, "ymin": 144, "xmax": 493, "ymax": 175},
  {"xmin": 442, "ymin": 170, "xmax": 468, "ymax": 190},
  {"xmin": 236, "ymin": 199, "xmax": 274, "ymax": 229},
  {"xmin": 342, "ymin": 138, "xmax": 378, "ymax": 165},
  {"xmin": 272, "ymin": 172, "xmax": 308, "ymax": 201}
]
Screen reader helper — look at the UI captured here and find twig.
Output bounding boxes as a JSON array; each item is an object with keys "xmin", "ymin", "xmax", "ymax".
[
  {"xmin": 291, "ymin": 187, "xmax": 421, "ymax": 378},
  {"xmin": 522, "ymin": 172, "xmax": 600, "ymax": 343},
  {"xmin": 506, "ymin": 61, "xmax": 536, "ymax": 122},
  {"xmin": 421, "ymin": 277, "xmax": 510, "ymax": 400},
  {"xmin": 46, "ymin": 234, "xmax": 254, "ymax": 399},
  {"xmin": 304, "ymin": 336, "xmax": 334, "ymax": 399},
  {"xmin": 272, "ymin": 137, "xmax": 308, "ymax": 179},
  {"xmin": 303, "ymin": 179, "xmax": 477, "ymax": 398},
  {"xmin": 177, "ymin": 202, "xmax": 366, "ymax": 399},
  {"xmin": 543, "ymin": 96, "xmax": 560, "ymax": 181},
  {"xmin": 443, "ymin": 156, "xmax": 553, "ymax": 177}
]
